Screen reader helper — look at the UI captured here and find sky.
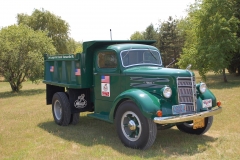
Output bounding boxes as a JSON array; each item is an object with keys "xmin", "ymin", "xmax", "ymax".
[{"xmin": 0, "ymin": 0, "xmax": 195, "ymax": 42}]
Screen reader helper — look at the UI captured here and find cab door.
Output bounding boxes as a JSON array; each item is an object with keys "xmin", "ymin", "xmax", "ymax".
[{"xmin": 93, "ymin": 50, "xmax": 121, "ymax": 113}]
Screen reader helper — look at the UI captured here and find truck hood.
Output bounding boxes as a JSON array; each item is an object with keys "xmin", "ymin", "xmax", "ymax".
[{"xmin": 123, "ymin": 66, "xmax": 193, "ymax": 77}]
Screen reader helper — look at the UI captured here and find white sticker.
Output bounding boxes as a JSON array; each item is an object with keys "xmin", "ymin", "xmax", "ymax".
[
  {"xmin": 74, "ymin": 94, "xmax": 87, "ymax": 108},
  {"xmin": 101, "ymin": 83, "xmax": 110, "ymax": 97},
  {"xmin": 202, "ymin": 99, "xmax": 212, "ymax": 108}
]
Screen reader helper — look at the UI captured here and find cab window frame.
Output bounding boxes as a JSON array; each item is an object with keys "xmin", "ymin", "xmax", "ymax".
[{"xmin": 97, "ymin": 50, "xmax": 118, "ymax": 69}]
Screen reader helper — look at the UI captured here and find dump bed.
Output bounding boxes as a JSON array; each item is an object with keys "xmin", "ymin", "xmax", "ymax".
[{"xmin": 43, "ymin": 53, "xmax": 85, "ymax": 88}]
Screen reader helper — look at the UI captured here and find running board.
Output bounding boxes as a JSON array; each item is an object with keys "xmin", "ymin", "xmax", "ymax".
[{"xmin": 87, "ymin": 113, "xmax": 112, "ymax": 123}]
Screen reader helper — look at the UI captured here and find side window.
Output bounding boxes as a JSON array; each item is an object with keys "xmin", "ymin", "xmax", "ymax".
[{"xmin": 98, "ymin": 51, "xmax": 117, "ymax": 68}]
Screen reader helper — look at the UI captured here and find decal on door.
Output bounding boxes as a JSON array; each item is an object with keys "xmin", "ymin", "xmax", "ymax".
[{"xmin": 101, "ymin": 75, "xmax": 110, "ymax": 97}]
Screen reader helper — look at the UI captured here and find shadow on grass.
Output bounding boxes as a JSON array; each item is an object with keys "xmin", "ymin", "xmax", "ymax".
[
  {"xmin": 38, "ymin": 116, "xmax": 217, "ymax": 158},
  {"xmin": 0, "ymin": 89, "xmax": 45, "ymax": 98}
]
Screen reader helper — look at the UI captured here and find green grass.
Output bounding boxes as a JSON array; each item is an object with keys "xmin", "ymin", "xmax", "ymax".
[{"xmin": 0, "ymin": 72, "xmax": 240, "ymax": 160}]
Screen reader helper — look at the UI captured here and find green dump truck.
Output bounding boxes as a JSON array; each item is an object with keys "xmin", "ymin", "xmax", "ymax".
[{"xmin": 43, "ymin": 40, "xmax": 222, "ymax": 149}]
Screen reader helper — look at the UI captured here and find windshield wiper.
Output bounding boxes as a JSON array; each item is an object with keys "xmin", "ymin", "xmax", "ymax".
[
  {"xmin": 166, "ymin": 58, "xmax": 175, "ymax": 68},
  {"xmin": 148, "ymin": 48, "xmax": 157, "ymax": 60},
  {"xmin": 123, "ymin": 47, "xmax": 132, "ymax": 59}
]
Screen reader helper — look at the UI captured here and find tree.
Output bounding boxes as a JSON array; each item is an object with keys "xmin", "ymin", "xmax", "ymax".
[
  {"xmin": 130, "ymin": 31, "xmax": 144, "ymax": 40},
  {"xmin": 177, "ymin": 1, "xmax": 200, "ymax": 72},
  {"xmin": 158, "ymin": 17, "xmax": 185, "ymax": 67},
  {"xmin": 143, "ymin": 24, "xmax": 158, "ymax": 41},
  {"xmin": 66, "ymin": 38, "xmax": 83, "ymax": 54},
  {"xmin": 129, "ymin": 24, "xmax": 158, "ymax": 41},
  {"xmin": 0, "ymin": 24, "xmax": 56, "ymax": 92},
  {"xmin": 75, "ymin": 41, "xmax": 83, "ymax": 53},
  {"xmin": 17, "ymin": 9, "xmax": 70, "ymax": 54},
  {"xmin": 178, "ymin": 0, "xmax": 239, "ymax": 82},
  {"xmin": 227, "ymin": 0, "xmax": 240, "ymax": 75}
]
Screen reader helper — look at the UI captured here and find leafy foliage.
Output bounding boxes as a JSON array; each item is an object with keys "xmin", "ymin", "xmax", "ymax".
[
  {"xmin": 177, "ymin": 1, "xmax": 201, "ymax": 71},
  {"xmin": 158, "ymin": 17, "xmax": 185, "ymax": 67},
  {"xmin": 130, "ymin": 31, "xmax": 144, "ymax": 40},
  {"xmin": 178, "ymin": 0, "xmax": 239, "ymax": 81},
  {"xmin": 17, "ymin": 9, "xmax": 70, "ymax": 54},
  {"xmin": 67, "ymin": 38, "xmax": 83, "ymax": 54},
  {"xmin": 143, "ymin": 24, "xmax": 158, "ymax": 41},
  {"xmin": 227, "ymin": 0, "xmax": 240, "ymax": 75},
  {"xmin": 0, "ymin": 24, "xmax": 56, "ymax": 92}
]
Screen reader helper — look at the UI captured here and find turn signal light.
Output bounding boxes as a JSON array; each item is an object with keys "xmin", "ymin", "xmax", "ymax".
[
  {"xmin": 156, "ymin": 110, "xmax": 162, "ymax": 117},
  {"xmin": 217, "ymin": 101, "xmax": 221, "ymax": 107}
]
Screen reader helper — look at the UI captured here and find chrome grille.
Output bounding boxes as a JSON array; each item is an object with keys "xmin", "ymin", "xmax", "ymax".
[{"xmin": 177, "ymin": 77, "xmax": 196, "ymax": 113}]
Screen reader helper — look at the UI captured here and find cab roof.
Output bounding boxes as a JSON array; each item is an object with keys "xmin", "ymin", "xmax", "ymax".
[{"xmin": 82, "ymin": 40, "xmax": 156, "ymax": 53}]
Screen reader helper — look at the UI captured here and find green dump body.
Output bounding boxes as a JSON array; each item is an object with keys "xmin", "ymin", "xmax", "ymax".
[
  {"xmin": 43, "ymin": 40, "xmax": 156, "ymax": 89},
  {"xmin": 43, "ymin": 53, "xmax": 84, "ymax": 88}
]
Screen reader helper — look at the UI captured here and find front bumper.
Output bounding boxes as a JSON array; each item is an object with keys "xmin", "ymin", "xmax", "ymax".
[{"xmin": 154, "ymin": 107, "xmax": 222, "ymax": 124}]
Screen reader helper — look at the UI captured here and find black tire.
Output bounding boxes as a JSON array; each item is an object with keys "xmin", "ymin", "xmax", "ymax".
[
  {"xmin": 115, "ymin": 100, "xmax": 157, "ymax": 150},
  {"xmin": 70, "ymin": 113, "xmax": 80, "ymax": 125},
  {"xmin": 157, "ymin": 124, "xmax": 174, "ymax": 130},
  {"xmin": 52, "ymin": 92, "xmax": 71, "ymax": 126},
  {"xmin": 176, "ymin": 116, "xmax": 213, "ymax": 135}
]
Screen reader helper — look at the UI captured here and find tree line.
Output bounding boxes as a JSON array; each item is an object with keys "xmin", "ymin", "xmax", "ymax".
[{"xmin": 130, "ymin": 0, "xmax": 239, "ymax": 82}]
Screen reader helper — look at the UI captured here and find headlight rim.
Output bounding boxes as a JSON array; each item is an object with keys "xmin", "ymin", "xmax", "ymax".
[
  {"xmin": 161, "ymin": 86, "xmax": 172, "ymax": 98},
  {"xmin": 199, "ymin": 82, "xmax": 207, "ymax": 93}
]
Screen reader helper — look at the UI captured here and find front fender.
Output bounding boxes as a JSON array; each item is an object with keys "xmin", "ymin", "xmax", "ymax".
[
  {"xmin": 109, "ymin": 89, "xmax": 160, "ymax": 122},
  {"xmin": 198, "ymin": 89, "xmax": 217, "ymax": 107}
]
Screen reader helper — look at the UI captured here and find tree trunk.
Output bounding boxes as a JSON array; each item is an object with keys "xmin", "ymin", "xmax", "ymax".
[
  {"xmin": 9, "ymin": 82, "xmax": 21, "ymax": 92},
  {"xmin": 237, "ymin": 65, "xmax": 240, "ymax": 76},
  {"xmin": 223, "ymin": 68, "xmax": 228, "ymax": 82}
]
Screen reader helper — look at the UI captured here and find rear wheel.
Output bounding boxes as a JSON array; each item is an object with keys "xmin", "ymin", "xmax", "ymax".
[
  {"xmin": 70, "ymin": 113, "xmax": 80, "ymax": 125},
  {"xmin": 176, "ymin": 116, "xmax": 213, "ymax": 135},
  {"xmin": 115, "ymin": 100, "xmax": 157, "ymax": 149},
  {"xmin": 52, "ymin": 92, "xmax": 71, "ymax": 126}
]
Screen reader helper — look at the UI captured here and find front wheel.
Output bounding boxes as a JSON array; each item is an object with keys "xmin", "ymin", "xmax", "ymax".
[
  {"xmin": 176, "ymin": 116, "xmax": 213, "ymax": 135},
  {"xmin": 115, "ymin": 100, "xmax": 157, "ymax": 150}
]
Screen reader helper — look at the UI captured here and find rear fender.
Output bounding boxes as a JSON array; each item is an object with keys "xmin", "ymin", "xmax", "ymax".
[{"xmin": 109, "ymin": 89, "xmax": 160, "ymax": 122}]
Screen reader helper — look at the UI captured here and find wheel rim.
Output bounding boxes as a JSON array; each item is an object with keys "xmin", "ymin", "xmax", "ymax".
[
  {"xmin": 121, "ymin": 111, "xmax": 142, "ymax": 141},
  {"xmin": 183, "ymin": 121, "xmax": 194, "ymax": 128},
  {"xmin": 54, "ymin": 100, "xmax": 62, "ymax": 120}
]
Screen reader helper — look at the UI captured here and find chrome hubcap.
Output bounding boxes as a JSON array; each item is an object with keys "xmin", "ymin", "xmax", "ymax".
[
  {"xmin": 128, "ymin": 120, "xmax": 136, "ymax": 131},
  {"xmin": 121, "ymin": 111, "xmax": 142, "ymax": 141},
  {"xmin": 54, "ymin": 100, "xmax": 62, "ymax": 120}
]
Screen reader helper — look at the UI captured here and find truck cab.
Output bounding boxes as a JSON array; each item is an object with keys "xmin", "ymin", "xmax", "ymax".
[{"xmin": 43, "ymin": 40, "xmax": 222, "ymax": 149}]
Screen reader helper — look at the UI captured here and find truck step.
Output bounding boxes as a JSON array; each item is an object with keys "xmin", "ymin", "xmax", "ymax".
[{"xmin": 87, "ymin": 113, "xmax": 112, "ymax": 123}]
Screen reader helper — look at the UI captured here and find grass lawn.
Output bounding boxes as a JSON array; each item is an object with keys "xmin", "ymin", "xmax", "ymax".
[{"xmin": 0, "ymin": 72, "xmax": 240, "ymax": 160}]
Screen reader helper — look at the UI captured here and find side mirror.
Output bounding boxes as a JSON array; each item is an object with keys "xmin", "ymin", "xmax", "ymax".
[{"xmin": 186, "ymin": 64, "xmax": 192, "ymax": 70}]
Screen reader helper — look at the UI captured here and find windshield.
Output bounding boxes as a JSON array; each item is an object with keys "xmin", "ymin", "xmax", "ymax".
[{"xmin": 120, "ymin": 49, "xmax": 162, "ymax": 67}]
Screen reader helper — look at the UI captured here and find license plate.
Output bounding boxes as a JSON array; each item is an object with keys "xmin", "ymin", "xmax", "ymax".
[
  {"xmin": 193, "ymin": 118, "xmax": 205, "ymax": 129},
  {"xmin": 202, "ymin": 99, "xmax": 212, "ymax": 108},
  {"xmin": 172, "ymin": 104, "xmax": 186, "ymax": 115}
]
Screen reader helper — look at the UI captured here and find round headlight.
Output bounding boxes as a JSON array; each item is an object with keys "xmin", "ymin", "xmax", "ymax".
[
  {"xmin": 199, "ymin": 83, "xmax": 207, "ymax": 93},
  {"xmin": 162, "ymin": 87, "xmax": 172, "ymax": 98}
]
